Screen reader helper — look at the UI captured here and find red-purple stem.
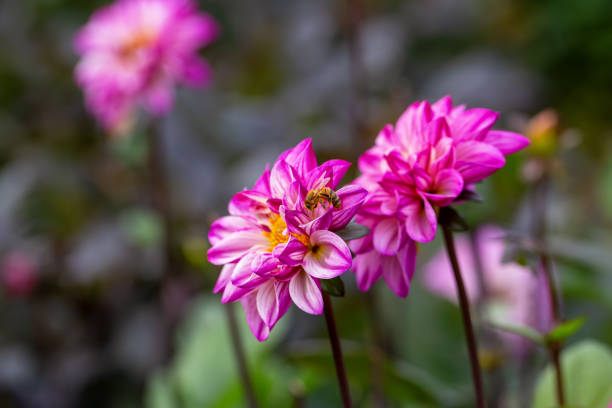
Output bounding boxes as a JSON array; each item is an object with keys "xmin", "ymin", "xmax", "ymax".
[
  {"xmin": 323, "ymin": 293, "xmax": 353, "ymax": 408},
  {"xmin": 442, "ymin": 225, "xmax": 486, "ymax": 408}
]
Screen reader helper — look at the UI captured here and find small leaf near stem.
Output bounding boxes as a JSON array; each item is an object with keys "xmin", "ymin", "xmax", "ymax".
[
  {"xmin": 438, "ymin": 207, "xmax": 469, "ymax": 232},
  {"xmin": 321, "ymin": 276, "xmax": 346, "ymax": 297},
  {"xmin": 488, "ymin": 320, "xmax": 546, "ymax": 345},
  {"xmin": 335, "ymin": 222, "xmax": 370, "ymax": 242},
  {"xmin": 546, "ymin": 317, "xmax": 585, "ymax": 343}
]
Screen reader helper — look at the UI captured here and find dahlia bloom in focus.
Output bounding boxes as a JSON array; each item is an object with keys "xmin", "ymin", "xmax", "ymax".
[
  {"xmin": 351, "ymin": 96, "xmax": 529, "ymax": 297},
  {"xmin": 423, "ymin": 226, "xmax": 551, "ymax": 355},
  {"xmin": 208, "ymin": 139, "xmax": 367, "ymax": 341},
  {"xmin": 74, "ymin": 0, "xmax": 218, "ymax": 132}
]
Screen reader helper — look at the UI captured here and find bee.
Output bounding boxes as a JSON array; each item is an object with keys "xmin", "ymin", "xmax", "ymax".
[{"xmin": 304, "ymin": 187, "xmax": 342, "ymax": 212}]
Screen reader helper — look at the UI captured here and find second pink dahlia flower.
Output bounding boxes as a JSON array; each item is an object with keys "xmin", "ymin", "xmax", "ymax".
[{"xmin": 351, "ymin": 96, "xmax": 529, "ymax": 297}]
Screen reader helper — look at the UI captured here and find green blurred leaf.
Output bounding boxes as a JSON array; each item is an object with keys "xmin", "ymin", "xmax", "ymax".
[
  {"xmin": 110, "ymin": 128, "xmax": 147, "ymax": 166},
  {"xmin": 181, "ymin": 236, "xmax": 209, "ymax": 270},
  {"xmin": 145, "ymin": 298, "xmax": 293, "ymax": 408},
  {"xmin": 488, "ymin": 320, "xmax": 545, "ymax": 345},
  {"xmin": 321, "ymin": 276, "xmax": 345, "ymax": 297},
  {"xmin": 335, "ymin": 222, "xmax": 370, "ymax": 242},
  {"xmin": 121, "ymin": 209, "xmax": 163, "ymax": 248},
  {"xmin": 532, "ymin": 340, "xmax": 612, "ymax": 408},
  {"xmin": 546, "ymin": 317, "xmax": 585, "ymax": 343}
]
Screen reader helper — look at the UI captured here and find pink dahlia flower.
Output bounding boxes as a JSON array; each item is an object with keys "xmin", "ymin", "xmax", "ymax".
[
  {"xmin": 208, "ymin": 139, "xmax": 367, "ymax": 341},
  {"xmin": 74, "ymin": 0, "xmax": 218, "ymax": 132},
  {"xmin": 423, "ymin": 226, "xmax": 551, "ymax": 355},
  {"xmin": 351, "ymin": 96, "xmax": 529, "ymax": 297}
]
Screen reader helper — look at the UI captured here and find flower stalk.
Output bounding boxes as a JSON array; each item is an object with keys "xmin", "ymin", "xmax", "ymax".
[
  {"xmin": 323, "ymin": 293, "xmax": 353, "ymax": 408},
  {"xmin": 533, "ymin": 176, "xmax": 566, "ymax": 405},
  {"xmin": 441, "ymin": 223, "xmax": 485, "ymax": 408},
  {"xmin": 224, "ymin": 302, "xmax": 259, "ymax": 408}
]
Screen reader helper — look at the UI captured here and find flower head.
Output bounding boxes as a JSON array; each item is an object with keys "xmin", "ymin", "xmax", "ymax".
[
  {"xmin": 423, "ymin": 226, "xmax": 551, "ymax": 355},
  {"xmin": 208, "ymin": 139, "xmax": 366, "ymax": 341},
  {"xmin": 351, "ymin": 96, "xmax": 529, "ymax": 297},
  {"xmin": 74, "ymin": 0, "xmax": 218, "ymax": 132}
]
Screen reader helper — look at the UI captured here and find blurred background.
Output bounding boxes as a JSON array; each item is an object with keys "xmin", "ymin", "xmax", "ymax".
[{"xmin": 1, "ymin": 0, "xmax": 612, "ymax": 407}]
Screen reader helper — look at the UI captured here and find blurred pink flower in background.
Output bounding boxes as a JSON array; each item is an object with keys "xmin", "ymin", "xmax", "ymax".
[
  {"xmin": 351, "ymin": 96, "xmax": 529, "ymax": 298},
  {"xmin": 1, "ymin": 252, "xmax": 38, "ymax": 298},
  {"xmin": 208, "ymin": 139, "xmax": 366, "ymax": 341},
  {"xmin": 423, "ymin": 226, "xmax": 551, "ymax": 355},
  {"xmin": 74, "ymin": 0, "xmax": 218, "ymax": 132}
]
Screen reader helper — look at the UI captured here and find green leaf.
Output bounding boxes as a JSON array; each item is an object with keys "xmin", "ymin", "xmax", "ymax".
[
  {"xmin": 532, "ymin": 340, "xmax": 612, "ymax": 408},
  {"xmin": 438, "ymin": 207, "xmax": 469, "ymax": 232},
  {"xmin": 320, "ymin": 276, "xmax": 345, "ymax": 297},
  {"xmin": 488, "ymin": 320, "xmax": 545, "ymax": 345},
  {"xmin": 335, "ymin": 222, "xmax": 370, "ymax": 242},
  {"xmin": 121, "ymin": 209, "xmax": 163, "ymax": 248},
  {"xmin": 546, "ymin": 317, "xmax": 585, "ymax": 343}
]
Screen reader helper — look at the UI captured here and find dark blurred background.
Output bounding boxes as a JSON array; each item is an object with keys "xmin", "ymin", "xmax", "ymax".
[{"xmin": 1, "ymin": 0, "xmax": 612, "ymax": 407}]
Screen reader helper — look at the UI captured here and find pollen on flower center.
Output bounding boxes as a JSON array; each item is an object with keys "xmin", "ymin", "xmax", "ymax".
[
  {"xmin": 119, "ymin": 29, "xmax": 155, "ymax": 59},
  {"xmin": 263, "ymin": 214, "xmax": 289, "ymax": 251},
  {"xmin": 263, "ymin": 213, "xmax": 310, "ymax": 251}
]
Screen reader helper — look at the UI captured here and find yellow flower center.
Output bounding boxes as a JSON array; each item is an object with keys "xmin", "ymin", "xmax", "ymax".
[
  {"xmin": 262, "ymin": 213, "xmax": 310, "ymax": 252},
  {"xmin": 120, "ymin": 29, "xmax": 155, "ymax": 60}
]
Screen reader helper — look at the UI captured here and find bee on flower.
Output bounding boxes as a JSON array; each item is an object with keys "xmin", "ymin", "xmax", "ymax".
[{"xmin": 208, "ymin": 139, "xmax": 367, "ymax": 341}]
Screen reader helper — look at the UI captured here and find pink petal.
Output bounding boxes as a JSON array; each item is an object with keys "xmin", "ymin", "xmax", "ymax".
[
  {"xmin": 207, "ymin": 231, "xmax": 267, "ymax": 265},
  {"xmin": 228, "ymin": 190, "xmax": 269, "ymax": 217},
  {"xmin": 316, "ymin": 159, "xmax": 351, "ymax": 189},
  {"xmin": 303, "ymin": 230, "xmax": 352, "ymax": 279},
  {"xmin": 179, "ymin": 56, "xmax": 213, "ymax": 87},
  {"xmin": 251, "ymin": 252, "xmax": 279, "ymax": 275},
  {"xmin": 253, "ymin": 165, "xmax": 272, "ymax": 195},
  {"xmin": 209, "ymin": 216, "xmax": 255, "ymax": 246},
  {"xmin": 144, "ymin": 82, "xmax": 174, "ymax": 115},
  {"xmin": 431, "ymin": 95, "xmax": 453, "ymax": 115},
  {"xmin": 302, "ymin": 210, "xmax": 332, "ymax": 235},
  {"xmin": 221, "ymin": 281, "xmax": 251, "ymax": 303},
  {"xmin": 283, "ymin": 209, "xmax": 310, "ymax": 235},
  {"xmin": 256, "ymin": 280, "xmax": 280, "ymax": 327},
  {"xmin": 276, "ymin": 237, "xmax": 308, "ymax": 266},
  {"xmin": 241, "ymin": 294, "xmax": 270, "ymax": 341},
  {"xmin": 423, "ymin": 168, "xmax": 464, "ymax": 206},
  {"xmin": 396, "ymin": 101, "xmax": 433, "ymax": 154},
  {"xmin": 482, "ymin": 130, "xmax": 530, "ymax": 155},
  {"xmin": 381, "ymin": 241, "xmax": 416, "ymax": 298},
  {"xmin": 352, "ymin": 251, "xmax": 383, "ymax": 292},
  {"xmin": 213, "ymin": 263, "xmax": 234, "ymax": 293},
  {"xmin": 270, "ymin": 160, "xmax": 299, "ymax": 198},
  {"xmin": 330, "ymin": 185, "xmax": 368, "ymax": 230},
  {"xmin": 423, "ymin": 116, "xmax": 451, "ymax": 146},
  {"xmin": 289, "ymin": 271, "xmax": 323, "ymax": 314},
  {"xmin": 277, "ymin": 139, "xmax": 318, "ymax": 179},
  {"xmin": 455, "ymin": 141, "xmax": 506, "ymax": 184},
  {"xmin": 230, "ymin": 251, "xmax": 266, "ymax": 289},
  {"xmin": 372, "ymin": 217, "xmax": 403, "ymax": 255},
  {"xmin": 358, "ymin": 147, "xmax": 387, "ymax": 176},
  {"xmin": 349, "ymin": 232, "xmax": 373, "ymax": 254},
  {"xmin": 451, "ymin": 108, "xmax": 499, "ymax": 141},
  {"xmin": 401, "ymin": 197, "xmax": 437, "ymax": 242}
]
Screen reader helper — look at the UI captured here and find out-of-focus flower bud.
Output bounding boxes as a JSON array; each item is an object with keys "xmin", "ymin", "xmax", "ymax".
[
  {"xmin": 525, "ymin": 109, "xmax": 559, "ymax": 157},
  {"xmin": 1, "ymin": 252, "xmax": 38, "ymax": 298}
]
